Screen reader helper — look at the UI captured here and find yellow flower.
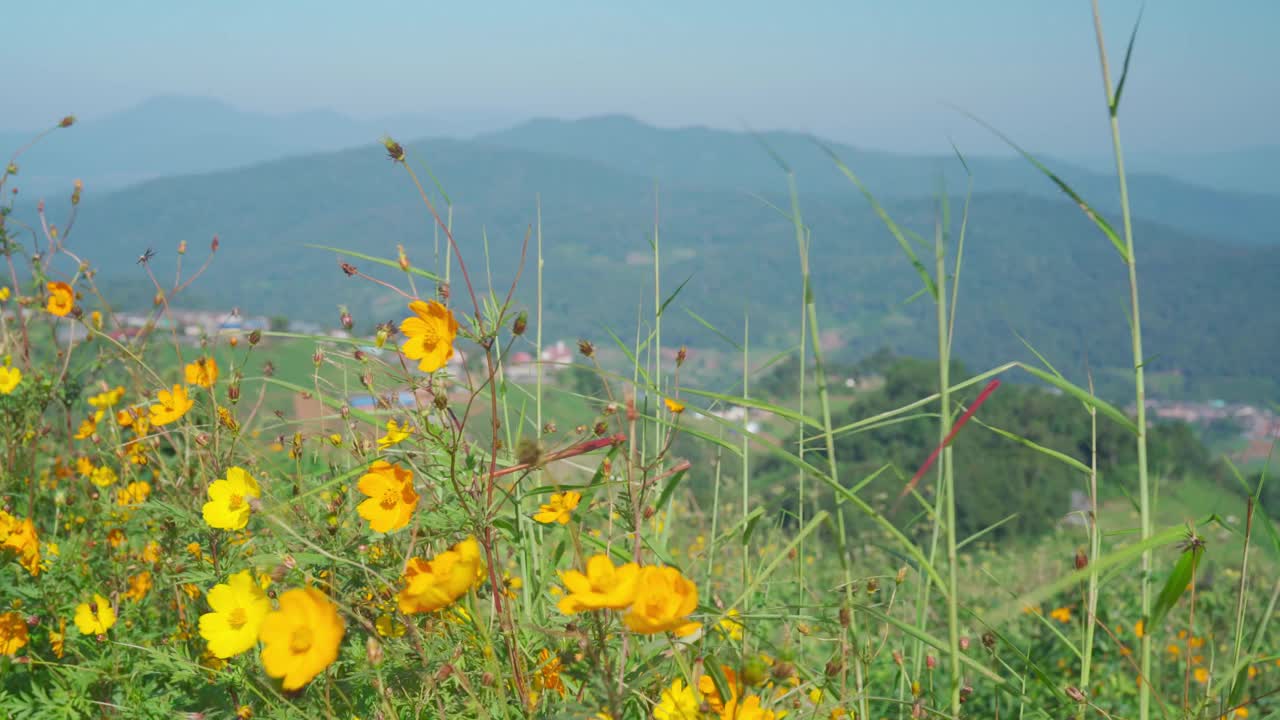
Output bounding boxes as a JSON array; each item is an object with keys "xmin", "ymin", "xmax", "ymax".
[
  {"xmin": 0, "ymin": 514, "xmax": 41, "ymax": 576},
  {"xmin": 0, "ymin": 366, "xmax": 20, "ymax": 394},
  {"xmin": 664, "ymin": 397, "xmax": 685, "ymax": 414},
  {"xmin": 90, "ymin": 310, "xmax": 103, "ymax": 330},
  {"xmin": 149, "ymin": 384, "xmax": 193, "ymax": 425},
  {"xmin": 356, "ymin": 460, "xmax": 419, "ymax": 533},
  {"xmin": 699, "ymin": 667, "xmax": 740, "ymax": 714},
  {"xmin": 376, "ymin": 419, "xmax": 410, "ymax": 450},
  {"xmin": 185, "ymin": 357, "xmax": 219, "ymax": 388},
  {"xmin": 1166, "ymin": 643, "xmax": 1181, "ymax": 657},
  {"xmin": 107, "ymin": 528, "xmax": 125, "ymax": 548},
  {"xmin": 533, "ymin": 648, "xmax": 566, "ymax": 698},
  {"xmin": 141, "ymin": 540, "xmax": 162, "ymax": 563},
  {"xmin": 533, "ymin": 490, "xmax": 581, "ymax": 525},
  {"xmin": 124, "ymin": 571, "xmax": 153, "ymax": 602},
  {"xmin": 46, "ymin": 281, "xmax": 74, "ymax": 316},
  {"xmin": 374, "ymin": 614, "xmax": 405, "ymax": 638},
  {"xmin": 87, "ymin": 386, "xmax": 125, "ymax": 409},
  {"xmin": 557, "ymin": 554, "xmax": 640, "ymax": 614},
  {"xmin": 622, "ymin": 566, "xmax": 700, "ymax": 636},
  {"xmin": 76, "ymin": 457, "xmax": 95, "ymax": 476},
  {"xmin": 654, "ymin": 677, "xmax": 701, "ymax": 720},
  {"xmin": 73, "ymin": 593, "xmax": 117, "ymax": 635},
  {"xmin": 117, "ymin": 481, "xmax": 152, "ymax": 506},
  {"xmin": 719, "ymin": 608, "xmax": 744, "ymax": 641},
  {"xmin": 722, "ymin": 694, "xmax": 775, "ymax": 720},
  {"xmin": 1194, "ymin": 667, "xmax": 1209, "ymax": 684},
  {"xmin": 397, "ymin": 536, "xmax": 485, "ymax": 614},
  {"xmin": 0, "ymin": 286, "xmax": 8, "ymax": 302},
  {"xmin": 259, "ymin": 587, "xmax": 345, "ymax": 690},
  {"xmin": 1134, "ymin": 620, "xmax": 1145, "ymax": 638},
  {"xmin": 0, "ymin": 611, "xmax": 29, "ymax": 656},
  {"xmin": 74, "ymin": 412, "xmax": 101, "ymax": 440},
  {"xmin": 90, "ymin": 465, "xmax": 118, "ymax": 488},
  {"xmin": 202, "ymin": 466, "xmax": 261, "ymax": 530},
  {"xmin": 49, "ymin": 618, "xmax": 65, "ymax": 658},
  {"xmin": 399, "ymin": 299, "xmax": 458, "ymax": 373},
  {"xmin": 199, "ymin": 570, "xmax": 271, "ymax": 659},
  {"xmin": 1050, "ymin": 607, "xmax": 1072, "ymax": 623}
]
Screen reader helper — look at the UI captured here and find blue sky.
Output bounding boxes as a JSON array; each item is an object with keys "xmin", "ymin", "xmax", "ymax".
[{"xmin": 4, "ymin": 1, "xmax": 1276, "ymax": 155}]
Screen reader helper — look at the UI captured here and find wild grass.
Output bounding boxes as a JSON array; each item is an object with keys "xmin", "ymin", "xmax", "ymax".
[{"xmin": 0, "ymin": 6, "xmax": 1277, "ymax": 720}]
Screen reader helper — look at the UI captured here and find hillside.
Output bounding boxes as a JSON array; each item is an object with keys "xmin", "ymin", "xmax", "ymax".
[
  {"xmin": 26, "ymin": 132, "xmax": 1280, "ymax": 404},
  {"xmin": 479, "ymin": 116, "xmax": 1280, "ymax": 245}
]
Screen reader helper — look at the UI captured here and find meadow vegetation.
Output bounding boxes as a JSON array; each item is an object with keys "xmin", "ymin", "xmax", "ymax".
[{"xmin": 0, "ymin": 8, "xmax": 1276, "ymax": 720}]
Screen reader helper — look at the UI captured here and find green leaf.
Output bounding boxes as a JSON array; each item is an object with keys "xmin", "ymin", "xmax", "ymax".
[
  {"xmin": 1148, "ymin": 537, "xmax": 1203, "ymax": 632},
  {"xmin": 1016, "ymin": 363, "xmax": 1138, "ymax": 435}
]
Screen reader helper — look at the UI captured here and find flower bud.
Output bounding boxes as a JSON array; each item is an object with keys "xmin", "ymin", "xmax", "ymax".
[
  {"xmin": 59, "ymin": 115, "xmax": 76, "ymax": 128},
  {"xmin": 512, "ymin": 311, "xmax": 527, "ymax": 336},
  {"xmin": 177, "ymin": 239, "xmax": 187, "ymax": 255},
  {"xmin": 340, "ymin": 310, "xmax": 353, "ymax": 331},
  {"xmin": 676, "ymin": 345, "xmax": 687, "ymax": 367},
  {"xmin": 211, "ymin": 235, "xmax": 219, "ymax": 253},
  {"xmin": 577, "ymin": 339, "xmax": 595, "ymax": 358},
  {"xmin": 382, "ymin": 137, "xmax": 406, "ymax": 163},
  {"xmin": 433, "ymin": 392, "xmax": 449, "ymax": 410},
  {"xmin": 71, "ymin": 179, "xmax": 83, "ymax": 206},
  {"xmin": 397, "ymin": 244, "xmax": 410, "ymax": 271},
  {"xmin": 248, "ymin": 329, "xmax": 261, "ymax": 346}
]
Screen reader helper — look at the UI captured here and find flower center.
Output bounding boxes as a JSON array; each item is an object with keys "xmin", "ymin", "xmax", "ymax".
[
  {"xmin": 380, "ymin": 490, "xmax": 399, "ymax": 510},
  {"xmin": 228, "ymin": 607, "xmax": 248, "ymax": 630},
  {"xmin": 228, "ymin": 494, "xmax": 244, "ymax": 510},
  {"xmin": 289, "ymin": 626, "xmax": 313, "ymax": 654}
]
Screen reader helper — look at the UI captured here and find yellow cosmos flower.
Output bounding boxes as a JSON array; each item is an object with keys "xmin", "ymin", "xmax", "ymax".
[
  {"xmin": 0, "ymin": 286, "xmax": 8, "ymax": 302},
  {"xmin": 356, "ymin": 461, "xmax": 419, "ymax": 533},
  {"xmin": 397, "ymin": 536, "xmax": 485, "ymax": 615},
  {"xmin": 719, "ymin": 608, "xmax": 744, "ymax": 641},
  {"xmin": 141, "ymin": 540, "xmax": 162, "ymax": 564},
  {"xmin": 1134, "ymin": 620, "xmax": 1145, "ymax": 638},
  {"xmin": 199, "ymin": 570, "xmax": 271, "ymax": 659},
  {"xmin": 90, "ymin": 465, "xmax": 118, "ymax": 487},
  {"xmin": 699, "ymin": 666, "xmax": 740, "ymax": 714},
  {"xmin": 184, "ymin": 357, "xmax": 219, "ymax": 388},
  {"xmin": 0, "ymin": 611, "xmax": 29, "ymax": 656},
  {"xmin": 87, "ymin": 386, "xmax": 125, "ymax": 409},
  {"xmin": 0, "ymin": 514, "xmax": 41, "ymax": 576},
  {"xmin": 75, "ymin": 457, "xmax": 95, "ymax": 476},
  {"xmin": 622, "ymin": 565, "xmax": 700, "ymax": 636},
  {"xmin": 74, "ymin": 412, "xmax": 102, "ymax": 440},
  {"xmin": 1050, "ymin": 607, "xmax": 1072, "ymax": 623},
  {"xmin": 533, "ymin": 490, "xmax": 581, "ymax": 525},
  {"xmin": 259, "ymin": 587, "xmax": 345, "ymax": 690},
  {"xmin": 664, "ymin": 397, "xmax": 685, "ymax": 414},
  {"xmin": 533, "ymin": 648, "xmax": 566, "ymax": 698},
  {"xmin": 374, "ymin": 614, "xmax": 405, "ymax": 638},
  {"xmin": 376, "ymin": 419, "xmax": 410, "ymax": 450},
  {"xmin": 117, "ymin": 481, "xmax": 152, "ymax": 506},
  {"xmin": 73, "ymin": 593, "xmax": 116, "ymax": 635},
  {"xmin": 149, "ymin": 384, "xmax": 193, "ymax": 425},
  {"xmin": 1194, "ymin": 667, "xmax": 1209, "ymax": 684},
  {"xmin": 202, "ymin": 466, "xmax": 261, "ymax": 530},
  {"xmin": 124, "ymin": 571, "xmax": 153, "ymax": 602},
  {"xmin": 654, "ymin": 677, "xmax": 701, "ymax": 720},
  {"xmin": 49, "ymin": 618, "xmax": 65, "ymax": 658},
  {"xmin": 90, "ymin": 310, "xmax": 103, "ymax": 330},
  {"xmin": 0, "ymin": 366, "xmax": 20, "ymax": 394},
  {"xmin": 399, "ymin": 299, "xmax": 459, "ymax": 372},
  {"xmin": 722, "ymin": 693, "xmax": 776, "ymax": 720},
  {"xmin": 46, "ymin": 281, "xmax": 74, "ymax": 316},
  {"xmin": 556, "ymin": 554, "xmax": 640, "ymax": 614}
]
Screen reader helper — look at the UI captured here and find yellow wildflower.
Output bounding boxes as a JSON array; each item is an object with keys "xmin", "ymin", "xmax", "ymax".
[
  {"xmin": 90, "ymin": 465, "xmax": 118, "ymax": 487},
  {"xmin": 397, "ymin": 537, "xmax": 485, "ymax": 614},
  {"xmin": 376, "ymin": 419, "xmax": 410, "ymax": 449},
  {"xmin": 149, "ymin": 384, "xmax": 193, "ymax": 425},
  {"xmin": 259, "ymin": 587, "xmax": 345, "ymax": 690},
  {"xmin": 184, "ymin": 357, "xmax": 219, "ymax": 388},
  {"xmin": 117, "ymin": 481, "xmax": 152, "ymax": 506},
  {"xmin": 87, "ymin": 386, "xmax": 125, "ymax": 409},
  {"xmin": 664, "ymin": 397, "xmax": 685, "ymax": 414},
  {"xmin": 557, "ymin": 554, "xmax": 640, "ymax": 614},
  {"xmin": 533, "ymin": 490, "xmax": 581, "ymax": 525},
  {"xmin": 73, "ymin": 593, "xmax": 116, "ymax": 635},
  {"xmin": 654, "ymin": 677, "xmax": 701, "ymax": 720},
  {"xmin": 46, "ymin": 281, "xmax": 74, "ymax": 316},
  {"xmin": 124, "ymin": 571, "xmax": 153, "ymax": 602},
  {"xmin": 399, "ymin": 299, "xmax": 458, "ymax": 372},
  {"xmin": 0, "ymin": 366, "xmax": 20, "ymax": 394},
  {"xmin": 1050, "ymin": 607, "xmax": 1072, "ymax": 623},
  {"xmin": 0, "ymin": 612, "xmax": 29, "ymax": 656},
  {"xmin": 356, "ymin": 461, "xmax": 418, "ymax": 533},
  {"xmin": 622, "ymin": 566, "xmax": 700, "ymax": 636},
  {"xmin": 202, "ymin": 466, "xmax": 261, "ymax": 530},
  {"xmin": 199, "ymin": 570, "xmax": 271, "ymax": 659}
]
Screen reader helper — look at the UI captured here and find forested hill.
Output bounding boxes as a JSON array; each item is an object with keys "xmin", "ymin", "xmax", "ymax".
[{"xmin": 15, "ymin": 124, "xmax": 1280, "ymax": 403}]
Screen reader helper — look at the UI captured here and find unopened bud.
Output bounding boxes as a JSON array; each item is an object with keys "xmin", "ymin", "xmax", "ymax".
[
  {"xmin": 153, "ymin": 291, "xmax": 164, "ymax": 306},
  {"xmin": 1065, "ymin": 686, "xmax": 1086, "ymax": 703},
  {"xmin": 896, "ymin": 566, "xmax": 909, "ymax": 584},
  {"xmin": 959, "ymin": 636, "xmax": 970, "ymax": 652},
  {"xmin": 982, "ymin": 631, "xmax": 996, "ymax": 650},
  {"xmin": 382, "ymin": 137, "xmax": 406, "ymax": 163},
  {"xmin": 59, "ymin": 115, "xmax": 76, "ymax": 128},
  {"xmin": 71, "ymin": 179, "xmax": 83, "ymax": 206},
  {"xmin": 397, "ymin": 244, "xmax": 410, "ymax": 271},
  {"xmin": 1074, "ymin": 549, "xmax": 1088, "ymax": 571},
  {"xmin": 340, "ymin": 404, "xmax": 351, "ymax": 419},
  {"xmin": 177, "ymin": 239, "xmax": 187, "ymax": 255},
  {"xmin": 340, "ymin": 262, "xmax": 357, "ymax": 277},
  {"xmin": 340, "ymin": 310, "xmax": 353, "ymax": 330},
  {"xmin": 227, "ymin": 381, "xmax": 240, "ymax": 403},
  {"xmin": 313, "ymin": 349, "xmax": 324, "ymax": 367},
  {"xmin": 838, "ymin": 606, "xmax": 851, "ymax": 628},
  {"xmin": 210, "ymin": 235, "xmax": 219, "ymax": 252},
  {"xmin": 593, "ymin": 421, "xmax": 608, "ymax": 437},
  {"xmin": 926, "ymin": 654, "xmax": 937, "ymax": 670},
  {"xmin": 824, "ymin": 659, "xmax": 843, "ymax": 677},
  {"xmin": 866, "ymin": 577, "xmax": 880, "ymax": 594},
  {"xmin": 577, "ymin": 339, "xmax": 595, "ymax": 358},
  {"xmin": 512, "ymin": 311, "xmax": 527, "ymax": 336},
  {"xmin": 676, "ymin": 345, "xmax": 687, "ymax": 367},
  {"xmin": 433, "ymin": 392, "xmax": 448, "ymax": 410},
  {"xmin": 262, "ymin": 361, "xmax": 274, "ymax": 377}
]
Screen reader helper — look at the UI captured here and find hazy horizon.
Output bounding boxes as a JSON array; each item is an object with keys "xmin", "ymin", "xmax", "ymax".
[{"xmin": 4, "ymin": 2, "xmax": 1278, "ymax": 158}]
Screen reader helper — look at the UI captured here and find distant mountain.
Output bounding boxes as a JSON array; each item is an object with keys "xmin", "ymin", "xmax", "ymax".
[
  {"xmin": 0, "ymin": 95, "xmax": 516, "ymax": 196},
  {"xmin": 21, "ymin": 133, "xmax": 1279, "ymax": 404},
  {"xmin": 1076, "ymin": 145, "xmax": 1280, "ymax": 197},
  {"xmin": 478, "ymin": 116, "xmax": 1279, "ymax": 246}
]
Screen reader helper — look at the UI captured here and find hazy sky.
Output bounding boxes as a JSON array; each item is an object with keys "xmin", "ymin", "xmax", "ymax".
[{"xmin": 4, "ymin": 1, "xmax": 1276, "ymax": 156}]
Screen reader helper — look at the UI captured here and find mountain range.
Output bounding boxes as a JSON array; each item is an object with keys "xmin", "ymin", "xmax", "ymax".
[{"xmin": 6, "ymin": 100, "xmax": 1278, "ymax": 403}]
